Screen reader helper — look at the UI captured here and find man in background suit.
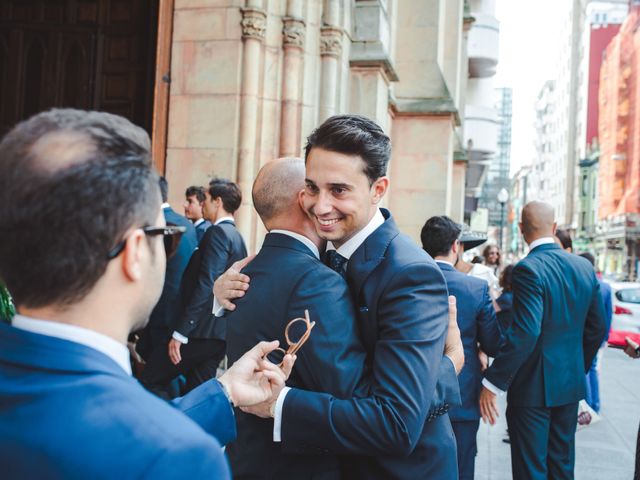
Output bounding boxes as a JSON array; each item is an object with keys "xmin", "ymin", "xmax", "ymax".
[
  {"xmin": 184, "ymin": 185, "xmax": 211, "ymax": 242},
  {"xmin": 479, "ymin": 201, "xmax": 607, "ymax": 479},
  {"xmin": 136, "ymin": 177, "xmax": 197, "ymax": 361},
  {"xmin": 226, "ymin": 158, "xmax": 369, "ymax": 479},
  {"xmin": 0, "ymin": 109, "xmax": 292, "ymax": 479},
  {"xmin": 422, "ymin": 215, "xmax": 502, "ymax": 480},
  {"xmin": 237, "ymin": 115, "xmax": 462, "ymax": 479},
  {"xmin": 141, "ymin": 179, "xmax": 247, "ymax": 398}
]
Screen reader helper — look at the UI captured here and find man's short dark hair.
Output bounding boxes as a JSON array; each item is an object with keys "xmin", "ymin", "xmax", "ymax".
[
  {"xmin": 304, "ymin": 114, "xmax": 391, "ymax": 185},
  {"xmin": 0, "ymin": 109, "xmax": 160, "ymax": 308},
  {"xmin": 420, "ymin": 216, "xmax": 462, "ymax": 258},
  {"xmin": 556, "ymin": 228, "xmax": 573, "ymax": 251},
  {"xmin": 579, "ymin": 252, "xmax": 596, "ymax": 267},
  {"xmin": 208, "ymin": 179, "xmax": 241, "ymax": 214},
  {"xmin": 500, "ymin": 264, "xmax": 515, "ymax": 292},
  {"xmin": 159, "ymin": 176, "xmax": 169, "ymax": 203},
  {"xmin": 185, "ymin": 186, "xmax": 206, "ymax": 203}
]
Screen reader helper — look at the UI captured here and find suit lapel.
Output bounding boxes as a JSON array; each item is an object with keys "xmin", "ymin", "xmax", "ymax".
[{"xmin": 347, "ymin": 209, "xmax": 399, "ymax": 301}]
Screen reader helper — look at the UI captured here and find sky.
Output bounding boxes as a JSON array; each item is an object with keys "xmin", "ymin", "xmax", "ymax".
[{"xmin": 494, "ymin": 0, "xmax": 570, "ymax": 175}]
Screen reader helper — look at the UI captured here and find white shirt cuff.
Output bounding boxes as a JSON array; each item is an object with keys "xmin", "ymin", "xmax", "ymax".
[
  {"xmin": 172, "ymin": 331, "xmax": 189, "ymax": 344},
  {"xmin": 273, "ymin": 386, "xmax": 291, "ymax": 442},
  {"xmin": 482, "ymin": 378, "xmax": 505, "ymax": 396},
  {"xmin": 212, "ymin": 296, "xmax": 225, "ymax": 317}
]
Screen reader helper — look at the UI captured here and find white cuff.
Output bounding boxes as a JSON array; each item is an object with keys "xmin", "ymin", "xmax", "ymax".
[
  {"xmin": 212, "ymin": 296, "xmax": 225, "ymax": 317},
  {"xmin": 273, "ymin": 386, "xmax": 291, "ymax": 442},
  {"xmin": 482, "ymin": 378, "xmax": 505, "ymax": 396},
  {"xmin": 172, "ymin": 331, "xmax": 189, "ymax": 344}
]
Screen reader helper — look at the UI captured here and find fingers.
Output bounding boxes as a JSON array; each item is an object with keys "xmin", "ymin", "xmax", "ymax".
[
  {"xmin": 479, "ymin": 391, "xmax": 499, "ymax": 425},
  {"xmin": 168, "ymin": 342, "xmax": 181, "ymax": 365},
  {"xmin": 280, "ymin": 354, "xmax": 296, "ymax": 379},
  {"xmin": 233, "ymin": 254, "xmax": 256, "ymax": 272},
  {"xmin": 250, "ymin": 340, "xmax": 280, "ymax": 358},
  {"xmin": 448, "ymin": 295, "xmax": 457, "ymax": 321}
]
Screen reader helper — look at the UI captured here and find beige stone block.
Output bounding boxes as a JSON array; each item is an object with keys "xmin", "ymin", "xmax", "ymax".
[
  {"xmin": 173, "ymin": 9, "xmax": 227, "ymax": 41},
  {"xmin": 167, "ymin": 95, "xmax": 189, "ymax": 148},
  {"xmin": 169, "ymin": 42, "xmax": 184, "ymax": 95},
  {"xmin": 258, "ymin": 98, "xmax": 281, "ymax": 163},
  {"xmin": 392, "ymin": 116, "xmax": 452, "ymax": 155},
  {"xmin": 186, "ymin": 95, "xmax": 241, "ymax": 149},
  {"xmin": 176, "ymin": 0, "xmax": 242, "ymax": 9},
  {"xmin": 390, "ymin": 153, "xmax": 448, "ymax": 189},
  {"xmin": 181, "ymin": 40, "xmax": 242, "ymax": 95},
  {"xmin": 225, "ymin": 7, "xmax": 242, "ymax": 40}
]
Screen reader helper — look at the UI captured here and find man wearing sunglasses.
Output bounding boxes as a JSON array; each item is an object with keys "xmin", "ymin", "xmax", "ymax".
[{"xmin": 0, "ymin": 109, "xmax": 292, "ymax": 479}]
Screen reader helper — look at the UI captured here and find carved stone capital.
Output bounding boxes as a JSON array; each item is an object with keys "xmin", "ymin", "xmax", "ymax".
[
  {"xmin": 320, "ymin": 25, "xmax": 343, "ymax": 58},
  {"xmin": 282, "ymin": 16, "xmax": 306, "ymax": 49},
  {"xmin": 241, "ymin": 7, "xmax": 267, "ymax": 41}
]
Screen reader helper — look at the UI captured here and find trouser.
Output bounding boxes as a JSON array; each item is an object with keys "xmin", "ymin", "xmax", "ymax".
[
  {"xmin": 451, "ymin": 420, "xmax": 480, "ymax": 480},
  {"xmin": 506, "ymin": 402, "xmax": 578, "ymax": 480},
  {"xmin": 139, "ymin": 337, "xmax": 226, "ymax": 399}
]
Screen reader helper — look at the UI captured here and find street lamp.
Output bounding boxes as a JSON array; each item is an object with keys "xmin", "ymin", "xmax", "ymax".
[{"xmin": 497, "ymin": 188, "xmax": 509, "ymax": 251}]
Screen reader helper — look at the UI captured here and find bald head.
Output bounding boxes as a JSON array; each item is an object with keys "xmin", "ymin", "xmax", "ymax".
[
  {"xmin": 252, "ymin": 157, "xmax": 305, "ymax": 227},
  {"xmin": 521, "ymin": 201, "xmax": 556, "ymax": 241}
]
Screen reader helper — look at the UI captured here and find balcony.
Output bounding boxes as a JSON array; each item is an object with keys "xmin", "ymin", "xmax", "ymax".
[
  {"xmin": 468, "ymin": 12, "xmax": 500, "ymax": 78},
  {"xmin": 464, "ymin": 104, "xmax": 499, "ymax": 155}
]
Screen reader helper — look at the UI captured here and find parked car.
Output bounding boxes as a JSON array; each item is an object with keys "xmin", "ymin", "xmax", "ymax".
[{"xmin": 609, "ymin": 282, "xmax": 640, "ymax": 333}]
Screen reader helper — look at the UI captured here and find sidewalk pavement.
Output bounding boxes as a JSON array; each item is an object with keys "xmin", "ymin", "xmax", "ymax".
[{"xmin": 475, "ymin": 347, "xmax": 640, "ymax": 479}]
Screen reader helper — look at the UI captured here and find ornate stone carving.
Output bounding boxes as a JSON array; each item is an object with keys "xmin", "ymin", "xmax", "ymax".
[
  {"xmin": 282, "ymin": 17, "xmax": 306, "ymax": 49},
  {"xmin": 320, "ymin": 25, "xmax": 343, "ymax": 58},
  {"xmin": 241, "ymin": 7, "xmax": 267, "ymax": 41}
]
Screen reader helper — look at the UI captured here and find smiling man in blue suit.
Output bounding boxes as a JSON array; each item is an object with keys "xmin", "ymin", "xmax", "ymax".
[
  {"xmin": 479, "ymin": 201, "xmax": 607, "ymax": 480},
  {"xmin": 421, "ymin": 215, "xmax": 502, "ymax": 480},
  {"xmin": 0, "ymin": 109, "xmax": 291, "ymax": 479}
]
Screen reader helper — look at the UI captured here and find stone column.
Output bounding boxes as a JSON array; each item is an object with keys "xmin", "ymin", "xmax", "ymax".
[
  {"xmin": 236, "ymin": 3, "xmax": 266, "ymax": 241},
  {"xmin": 318, "ymin": 0, "xmax": 343, "ymax": 122},
  {"xmin": 279, "ymin": 1, "xmax": 306, "ymax": 157}
]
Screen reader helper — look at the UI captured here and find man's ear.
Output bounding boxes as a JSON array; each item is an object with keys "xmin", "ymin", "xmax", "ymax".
[
  {"xmin": 551, "ymin": 222, "xmax": 557, "ymax": 235},
  {"xmin": 121, "ymin": 229, "xmax": 145, "ymax": 282},
  {"xmin": 452, "ymin": 240, "xmax": 459, "ymax": 256},
  {"xmin": 371, "ymin": 176, "xmax": 389, "ymax": 204}
]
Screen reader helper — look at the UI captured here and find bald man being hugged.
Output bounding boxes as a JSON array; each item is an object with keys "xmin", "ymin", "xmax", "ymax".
[{"xmin": 479, "ymin": 201, "xmax": 606, "ymax": 480}]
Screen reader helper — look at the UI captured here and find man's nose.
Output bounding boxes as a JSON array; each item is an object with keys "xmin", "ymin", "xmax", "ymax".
[{"xmin": 314, "ymin": 190, "xmax": 334, "ymax": 215}]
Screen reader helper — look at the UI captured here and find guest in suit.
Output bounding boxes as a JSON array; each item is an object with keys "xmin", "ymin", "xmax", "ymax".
[
  {"xmin": 421, "ymin": 215, "xmax": 502, "ymax": 480},
  {"xmin": 141, "ymin": 179, "xmax": 247, "ymax": 398},
  {"xmin": 239, "ymin": 115, "xmax": 462, "ymax": 479},
  {"xmin": 225, "ymin": 158, "xmax": 370, "ymax": 479},
  {"xmin": 184, "ymin": 185, "xmax": 212, "ymax": 242},
  {"xmin": 136, "ymin": 177, "xmax": 197, "ymax": 362},
  {"xmin": 479, "ymin": 201, "xmax": 607, "ymax": 480},
  {"xmin": 496, "ymin": 264, "xmax": 515, "ymax": 332},
  {"xmin": 0, "ymin": 109, "xmax": 292, "ymax": 479},
  {"xmin": 579, "ymin": 252, "xmax": 613, "ymax": 413}
]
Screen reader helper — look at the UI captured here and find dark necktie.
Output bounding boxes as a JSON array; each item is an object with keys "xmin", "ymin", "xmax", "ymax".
[{"xmin": 324, "ymin": 250, "xmax": 348, "ymax": 277}]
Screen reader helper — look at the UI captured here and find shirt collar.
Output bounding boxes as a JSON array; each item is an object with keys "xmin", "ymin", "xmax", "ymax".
[
  {"xmin": 214, "ymin": 216, "xmax": 234, "ymax": 226},
  {"xmin": 435, "ymin": 259, "xmax": 455, "ymax": 267},
  {"xmin": 161, "ymin": 202, "xmax": 171, "ymax": 209},
  {"xmin": 528, "ymin": 236, "xmax": 556, "ymax": 252},
  {"xmin": 270, "ymin": 230, "xmax": 320, "ymax": 259},
  {"xmin": 11, "ymin": 314, "xmax": 132, "ymax": 375},
  {"xmin": 326, "ymin": 208, "xmax": 385, "ymax": 260},
  {"xmin": 193, "ymin": 218, "xmax": 205, "ymax": 227}
]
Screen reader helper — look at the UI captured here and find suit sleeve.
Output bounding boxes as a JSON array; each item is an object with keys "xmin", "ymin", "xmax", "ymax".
[
  {"xmin": 280, "ymin": 261, "xmax": 448, "ymax": 457},
  {"xmin": 484, "ymin": 263, "xmax": 543, "ymax": 391},
  {"xmin": 476, "ymin": 283, "xmax": 502, "ymax": 357},
  {"xmin": 175, "ymin": 226, "xmax": 230, "ymax": 338},
  {"xmin": 583, "ymin": 275, "xmax": 607, "ymax": 371},
  {"xmin": 285, "ymin": 269, "xmax": 369, "ymax": 397},
  {"xmin": 170, "ymin": 379, "xmax": 236, "ymax": 446}
]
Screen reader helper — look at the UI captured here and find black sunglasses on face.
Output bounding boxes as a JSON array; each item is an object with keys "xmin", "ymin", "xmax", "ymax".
[{"xmin": 107, "ymin": 225, "xmax": 187, "ymax": 260}]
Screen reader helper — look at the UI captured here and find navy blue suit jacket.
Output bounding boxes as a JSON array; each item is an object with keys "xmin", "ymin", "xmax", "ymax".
[
  {"xmin": 437, "ymin": 262, "xmax": 501, "ymax": 421},
  {"xmin": 176, "ymin": 220, "xmax": 247, "ymax": 340},
  {"xmin": 280, "ymin": 210, "xmax": 458, "ymax": 479},
  {"xmin": 599, "ymin": 279, "xmax": 612, "ymax": 341},
  {"xmin": 0, "ymin": 322, "xmax": 234, "ymax": 479},
  {"xmin": 485, "ymin": 243, "xmax": 607, "ymax": 407},
  {"xmin": 225, "ymin": 233, "xmax": 368, "ymax": 479},
  {"xmin": 194, "ymin": 219, "xmax": 212, "ymax": 243},
  {"xmin": 138, "ymin": 207, "xmax": 197, "ymax": 358}
]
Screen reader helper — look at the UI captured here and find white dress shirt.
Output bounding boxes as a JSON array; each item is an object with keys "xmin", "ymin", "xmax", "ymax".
[
  {"xmin": 12, "ymin": 314, "xmax": 132, "ymax": 375},
  {"xmin": 482, "ymin": 235, "xmax": 556, "ymax": 395},
  {"xmin": 173, "ymin": 216, "xmax": 238, "ymax": 344},
  {"xmin": 274, "ymin": 209, "xmax": 385, "ymax": 441}
]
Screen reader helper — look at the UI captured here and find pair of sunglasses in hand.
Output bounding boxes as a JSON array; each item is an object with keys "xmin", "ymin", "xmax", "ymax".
[{"xmin": 267, "ymin": 309, "xmax": 315, "ymax": 367}]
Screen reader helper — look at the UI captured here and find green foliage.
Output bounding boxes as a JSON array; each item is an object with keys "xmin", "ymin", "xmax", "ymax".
[{"xmin": 0, "ymin": 281, "xmax": 15, "ymax": 323}]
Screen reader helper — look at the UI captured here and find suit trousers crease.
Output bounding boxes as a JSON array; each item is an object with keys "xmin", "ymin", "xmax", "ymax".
[{"xmin": 506, "ymin": 403, "xmax": 578, "ymax": 480}]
